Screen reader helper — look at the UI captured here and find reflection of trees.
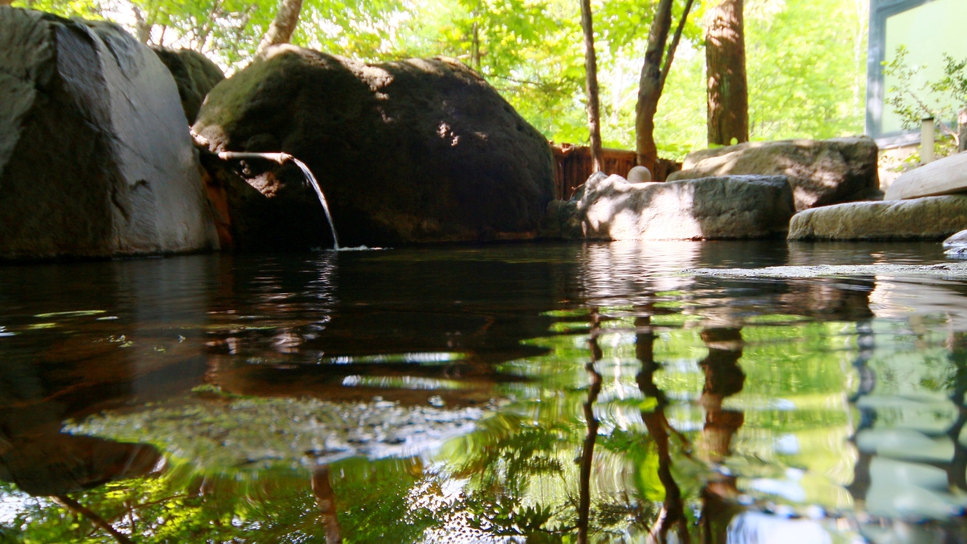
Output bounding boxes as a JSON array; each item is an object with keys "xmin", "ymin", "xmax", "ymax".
[
  {"xmin": 577, "ymin": 310, "xmax": 603, "ymax": 544},
  {"xmin": 312, "ymin": 465, "xmax": 342, "ymax": 543},
  {"xmin": 633, "ymin": 314, "xmax": 747, "ymax": 544},
  {"xmin": 948, "ymin": 332, "xmax": 967, "ymax": 492},
  {"xmin": 697, "ymin": 328, "xmax": 746, "ymax": 544},
  {"xmin": 635, "ymin": 312, "xmax": 689, "ymax": 543}
]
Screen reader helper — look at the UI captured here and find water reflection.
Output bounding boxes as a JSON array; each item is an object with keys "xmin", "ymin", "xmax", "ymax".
[{"xmin": 2, "ymin": 242, "xmax": 967, "ymax": 541}]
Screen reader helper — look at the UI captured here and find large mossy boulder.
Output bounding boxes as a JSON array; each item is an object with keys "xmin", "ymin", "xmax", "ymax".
[
  {"xmin": 193, "ymin": 45, "xmax": 555, "ymax": 248},
  {"xmin": 541, "ymin": 173, "xmax": 795, "ymax": 241},
  {"xmin": 668, "ymin": 137, "xmax": 881, "ymax": 211},
  {"xmin": 0, "ymin": 7, "xmax": 219, "ymax": 260},
  {"xmin": 787, "ymin": 196, "xmax": 967, "ymax": 241},
  {"xmin": 151, "ymin": 47, "xmax": 225, "ymax": 123}
]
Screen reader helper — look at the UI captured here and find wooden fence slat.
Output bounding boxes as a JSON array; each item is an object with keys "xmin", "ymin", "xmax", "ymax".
[{"xmin": 550, "ymin": 144, "xmax": 681, "ymax": 199}]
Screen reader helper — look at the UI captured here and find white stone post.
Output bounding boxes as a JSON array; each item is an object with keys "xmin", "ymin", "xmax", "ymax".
[{"xmin": 921, "ymin": 116, "xmax": 935, "ymax": 164}]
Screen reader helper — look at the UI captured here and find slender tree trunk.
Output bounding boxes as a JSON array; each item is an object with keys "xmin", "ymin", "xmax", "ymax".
[
  {"xmin": 132, "ymin": 6, "xmax": 151, "ymax": 44},
  {"xmin": 256, "ymin": 0, "xmax": 305, "ymax": 56},
  {"xmin": 471, "ymin": 22, "xmax": 481, "ymax": 72},
  {"xmin": 706, "ymin": 0, "xmax": 748, "ymax": 146},
  {"xmin": 577, "ymin": 311, "xmax": 603, "ymax": 544},
  {"xmin": 635, "ymin": 0, "xmax": 694, "ymax": 173},
  {"xmin": 53, "ymin": 495, "xmax": 134, "ymax": 544},
  {"xmin": 312, "ymin": 465, "xmax": 343, "ymax": 543},
  {"xmin": 580, "ymin": 0, "xmax": 603, "ymax": 172}
]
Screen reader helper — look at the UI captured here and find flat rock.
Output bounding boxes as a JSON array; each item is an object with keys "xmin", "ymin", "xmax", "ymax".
[
  {"xmin": 668, "ymin": 137, "xmax": 880, "ymax": 211},
  {"xmin": 541, "ymin": 173, "xmax": 795, "ymax": 241},
  {"xmin": 683, "ymin": 262, "xmax": 967, "ymax": 279},
  {"xmin": 193, "ymin": 46, "xmax": 554, "ymax": 248},
  {"xmin": 0, "ymin": 8, "xmax": 218, "ymax": 260},
  {"xmin": 884, "ymin": 151, "xmax": 967, "ymax": 200},
  {"xmin": 787, "ymin": 196, "xmax": 967, "ymax": 241}
]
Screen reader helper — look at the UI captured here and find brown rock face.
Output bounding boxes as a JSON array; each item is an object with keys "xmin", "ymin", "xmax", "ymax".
[
  {"xmin": 668, "ymin": 137, "xmax": 881, "ymax": 211},
  {"xmin": 787, "ymin": 196, "xmax": 967, "ymax": 241},
  {"xmin": 193, "ymin": 45, "xmax": 555, "ymax": 249},
  {"xmin": 151, "ymin": 47, "xmax": 225, "ymax": 124},
  {"xmin": 541, "ymin": 173, "xmax": 795, "ymax": 241},
  {"xmin": 0, "ymin": 8, "xmax": 219, "ymax": 260}
]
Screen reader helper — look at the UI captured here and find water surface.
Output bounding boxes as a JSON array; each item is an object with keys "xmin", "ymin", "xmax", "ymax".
[{"xmin": 2, "ymin": 241, "xmax": 967, "ymax": 543}]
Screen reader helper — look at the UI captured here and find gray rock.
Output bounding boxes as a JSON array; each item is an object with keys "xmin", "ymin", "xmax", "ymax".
[
  {"xmin": 151, "ymin": 46, "xmax": 224, "ymax": 123},
  {"xmin": 542, "ymin": 173, "xmax": 795, "ymax": 241},
  {"xmin": 0, "ymin": 8, "xmax": 219, "ymax": 260},
  {"xmin": 943, "ymin": 229, "xmax": 967, "ymax": 258},
  {"xmin": 668, "ymin": 137, "xmax": 881, "ymax": 211},
  {"xmin": 885, "ymin": 149, "xmax": 967, "ymax": 200},
  {"xmin": 193, "ymin": 46, "xmax": 554, "ymax": 248},
  {"xmin": 787, "ymin": 196, "xmax": 967, "ymax": 241}
]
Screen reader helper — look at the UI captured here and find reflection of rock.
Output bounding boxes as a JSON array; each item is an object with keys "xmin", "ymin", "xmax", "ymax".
[
  {"xmin": 865, "ymin": 458, "xmax": 967, "ymax": 520},
  {"xmin": 787, "ymin": 196, "xmax": 967, "ymax": 241},
  {"xmin": 0, "ymin": 8, "xmax": 219, "ymax": 260},
  {"xmin": 727, "ymin": 511, "xmax": 832, "ymax": 544},
  {"xmin": 779, "ymin": 278, "xmax": 875, "ymax": 321},
  {"xmin": 542, "ymin": 173, "xmax": 794, "ymax": 241},
  {"xmin": 69, "ymin": 398, "xmax": 487, "ymax": 471},
  {"xmin": 151, "ymin": 47, "xmax": 224, "ymax": 123},
  {"xmin": 0, "ymin": 434, "xmax": 161, "ymax": 496},
  {"xmin": 193, "ymin": 46, "xmax": 554, "ymax": 248},
  {"xmin": 668, "ymin": 137, "xmax": 880, "ymax": 211},
  {"xmin": 856, "ymin": 429, "xmax": 954, "ymax": 463}
]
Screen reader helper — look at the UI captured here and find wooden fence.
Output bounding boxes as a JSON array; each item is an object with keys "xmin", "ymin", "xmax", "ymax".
[{"xmin": 551, "ymin": 144, "xmax": 681, "ymax": 200}]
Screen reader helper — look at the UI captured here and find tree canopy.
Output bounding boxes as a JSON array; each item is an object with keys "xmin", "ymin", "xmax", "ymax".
[{"xmin": 11, "ymin": 0, "xmax": 869, "ymax": 160}]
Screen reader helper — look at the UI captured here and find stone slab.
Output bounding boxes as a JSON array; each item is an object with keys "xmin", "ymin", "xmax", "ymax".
[
  {"xmin": 787, "ymin": 196, "xmax": 967, "ymax": 241},
  {"xmin": 884, "ymin": 151, "xmax": 967, "ymax": 200}
]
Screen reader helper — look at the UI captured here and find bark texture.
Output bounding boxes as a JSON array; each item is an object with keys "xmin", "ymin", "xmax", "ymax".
[
  {"xmin": 256, "ymin": 0, "xmax": 304, "ymax": 55},
  {"xmin": 580, "ymin": 0, "xmax": 603, "ymax": 172},
  {"xmin": 635, "ymin": 0, "xmax": 694, "ymax": 173},
  {"xmin": 706, "ymin": 0, "xmax": 748, "ymax": 146}
]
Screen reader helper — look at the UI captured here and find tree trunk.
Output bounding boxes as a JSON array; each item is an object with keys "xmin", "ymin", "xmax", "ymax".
[
  {"xmin": 635, "ymin": 0, "xmax": 694, "ymax": 173},
  {"xmin": 706, "ymin": 0, "xmax": 748, "ymax": 146},
  {"xmin": 471, "ymin": 21, "xmax": 481, "ymax": 72},
  {"xmin": 132, "ymin": 6, "xmax": 152, "ymax": 43},
  {"xmin": 580, "ymin": 0, "xmax": 603, "ymax": 172},
  {"xmin": 256, "ymin": 0, "xmax": 305, "ymax": 56}
]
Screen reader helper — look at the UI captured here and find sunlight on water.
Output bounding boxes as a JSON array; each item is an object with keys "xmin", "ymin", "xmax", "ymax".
[{"xmin": 2, "ymin": 241, "xmax": 967, "ymax": 542}]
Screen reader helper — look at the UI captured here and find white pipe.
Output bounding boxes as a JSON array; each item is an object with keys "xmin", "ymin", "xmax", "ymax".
[{"xmin": 217, "ymin": 151, "xmax": 293, "ymax": 164}]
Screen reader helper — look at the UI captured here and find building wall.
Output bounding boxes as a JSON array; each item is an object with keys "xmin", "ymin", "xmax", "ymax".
[{"xmin": 867, "ymin": 0, "xmax": 967, "ymax": 142}]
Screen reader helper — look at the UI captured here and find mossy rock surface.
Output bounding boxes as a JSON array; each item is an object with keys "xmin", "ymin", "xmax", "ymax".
[{"xmin": 194, "ymin": 46, "xmax": 554, "ymax": 248}]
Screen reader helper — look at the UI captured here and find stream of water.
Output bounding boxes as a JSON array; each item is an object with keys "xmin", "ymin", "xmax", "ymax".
[
  {"xmin": 217, "ymin": 151, "xmax": 341, "ymax": 250},
  {"xmin": 2, "ymin": 241, "xmax": 966, "ymax": 543}
]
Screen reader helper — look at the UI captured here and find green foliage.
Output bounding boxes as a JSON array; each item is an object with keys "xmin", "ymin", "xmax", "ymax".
[
  {"xmin": 745, "ymin": 0, "xmax": 868, "ymax": 140},
  {"xmin": 10, "ymin": 0, "xmax": 870, "ymax": 158},
  {"xmin": 883, "ymin": 46, "xmax": 967, "ymax": 131},
  {"xmin": 882, "ymin": 45, "xmax": 966, "ymax": 159}
]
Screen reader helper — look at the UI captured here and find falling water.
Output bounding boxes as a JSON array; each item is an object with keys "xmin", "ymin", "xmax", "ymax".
[
  {"xmin": 288, "ymin": 158, "xmax": 340, "ymax": 250},
  {"xmin": 217, "ymin": 151, "xmax": 340, "ymax": 250}
]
